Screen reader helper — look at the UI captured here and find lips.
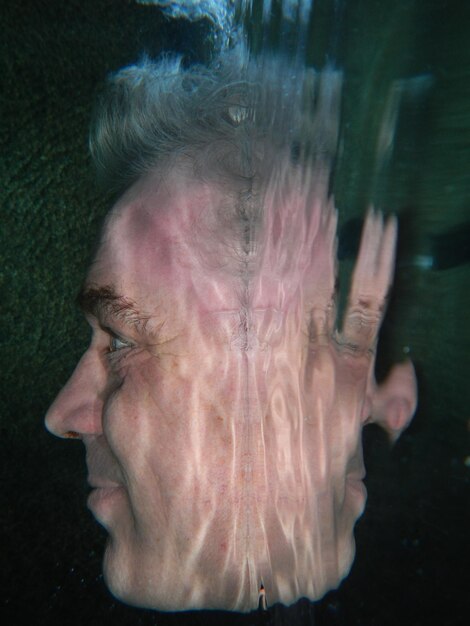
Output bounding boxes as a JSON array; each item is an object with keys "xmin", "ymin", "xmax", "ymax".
[
  {"xmin": 347, "ymin": 470, "xmax": 366, "ymax": 482},
  {"xmin": 88, "ymin": 476, "xmax": 123, "ymax": 489},
  {"xmin": 87, "ymin": 483, "xmax": 126, "ymax": 521},
  {"xmin": 87, "ymin": 475, "xmax": 124, "ymax": 501}
]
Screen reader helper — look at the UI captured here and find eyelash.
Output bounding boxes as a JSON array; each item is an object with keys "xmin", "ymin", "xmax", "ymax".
[
  {"xmin": 109, "ymin": 335, "xmax": 132, "ymax": 352},
  {"xmin": 103, "ymin": 327, "xmax": 134, "ymax": 360}
]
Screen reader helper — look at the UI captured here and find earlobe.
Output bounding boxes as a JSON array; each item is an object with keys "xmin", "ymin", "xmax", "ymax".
[{"xmin": 369, "ymin": 360, "xmax": 418, "ymax": 442}]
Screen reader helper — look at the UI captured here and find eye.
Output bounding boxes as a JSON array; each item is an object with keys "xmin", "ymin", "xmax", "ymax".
[
  {"xmin": 102, "ymin": 325, "xmax": 134, "ymax": 355},
  {"xmin": 109, "ymin": 335, "xmax": 132, "ymax": 352}
]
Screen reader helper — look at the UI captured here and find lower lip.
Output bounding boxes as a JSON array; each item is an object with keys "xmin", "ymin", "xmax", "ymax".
[{"xmin": 87, "ymin": 486, "xmax": 125, "ymax": 516}]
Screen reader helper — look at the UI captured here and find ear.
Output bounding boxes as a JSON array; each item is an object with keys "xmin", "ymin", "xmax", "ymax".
[{"xmin": 368, "ymin": 360, "xmax": 418, "ymax": 443}]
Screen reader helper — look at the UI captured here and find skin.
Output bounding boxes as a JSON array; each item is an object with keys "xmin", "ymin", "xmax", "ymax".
[{"xmin": 45, "ymin": 166, "xmax": 417, "ymax": 612}]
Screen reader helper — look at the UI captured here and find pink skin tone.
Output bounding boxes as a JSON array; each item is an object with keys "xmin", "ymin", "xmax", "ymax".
[{"xmin": 45, "ymin": 167, "xmax": 417, "ymax": 612}]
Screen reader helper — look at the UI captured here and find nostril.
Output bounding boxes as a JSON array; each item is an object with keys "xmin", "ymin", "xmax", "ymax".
[{"xmin": 64, "ymin": 431, "xmax": 81, "ymax": 439}]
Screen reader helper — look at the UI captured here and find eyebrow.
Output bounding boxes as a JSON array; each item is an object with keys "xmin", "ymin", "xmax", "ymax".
[{"xmin": 76, "ymin": 285, "xmax": 150, "ymax": 333}]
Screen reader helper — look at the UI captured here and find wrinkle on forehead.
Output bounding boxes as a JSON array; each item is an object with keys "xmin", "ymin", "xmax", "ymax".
[
  {"xmin": 89, "ymin": 166, "xmax": 337, "ymax": 327},
  {"xmin": 91, "ymin": 171, "xmax": 253, "ymax": 315}
]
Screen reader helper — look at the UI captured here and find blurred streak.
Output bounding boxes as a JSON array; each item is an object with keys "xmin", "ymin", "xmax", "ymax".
[{"xmin": 376, "ymin": 74, "xmax": 434, "ymax": 171}]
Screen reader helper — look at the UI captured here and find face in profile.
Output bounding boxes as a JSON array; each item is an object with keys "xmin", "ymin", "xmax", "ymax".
[{"xmin": 45, "ymin": 166, "xmax": 417, "ymax": 612}]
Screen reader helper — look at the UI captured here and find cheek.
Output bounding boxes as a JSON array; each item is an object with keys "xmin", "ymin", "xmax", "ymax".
[
  {"xmin": 102, "ymin": 354, "xmax": 173, "ymax": 452},
  {"xmin": 101, "ymin": 351, "xmax": 221, "ymax": 479}
]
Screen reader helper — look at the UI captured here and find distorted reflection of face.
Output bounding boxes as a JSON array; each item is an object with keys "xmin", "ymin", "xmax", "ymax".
[{"xmin": 45, "ymin": 167, "xmax": 417, "ymax": 612}]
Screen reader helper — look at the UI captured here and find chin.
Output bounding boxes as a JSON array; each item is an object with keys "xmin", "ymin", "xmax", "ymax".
[
  {"xmin": 102, "ymin": 536, "xmax": 142, "ymax": 607},
  {"xmin": 100, "ymin": 530, "xmax": 360, "ymax": 613},
  {"xmin": 98, "ymin": 485, "xmax": 368, "ymax": 613},
  {"xmin": 102, "ymin": 537, "xmax": 124, "ymax": 590},
  {"xmin": 101, "ymin": 535, "xmax": 172, "ymax": 611}
]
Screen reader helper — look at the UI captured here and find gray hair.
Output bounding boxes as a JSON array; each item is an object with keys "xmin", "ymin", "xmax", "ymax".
[{"xmin": 89, "ymin": 50, "xmax": 342, "ymax": 196}]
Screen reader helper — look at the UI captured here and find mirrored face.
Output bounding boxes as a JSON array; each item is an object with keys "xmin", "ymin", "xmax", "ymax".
[{"xmin": 45, "ymin": 168, "xmax": 417, "ymax": 612}]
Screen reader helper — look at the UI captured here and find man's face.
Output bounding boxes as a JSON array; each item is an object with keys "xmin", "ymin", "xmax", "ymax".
[{"xmin": 45, "ymin": 168, "xmax": 417, "ymax": 612}]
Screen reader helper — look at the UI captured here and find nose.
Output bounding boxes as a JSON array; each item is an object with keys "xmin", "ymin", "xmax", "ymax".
[{"xmin": 45, "ymin": 350, "xmax": 105, "ymax": 439}]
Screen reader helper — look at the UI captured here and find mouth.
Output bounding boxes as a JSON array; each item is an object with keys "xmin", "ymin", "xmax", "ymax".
[
  {"xmin": 87, "ymin": 479, "xmax": 126, "ymax": 518},
  {"xmin": 345, "ymin": 452, "xmax": 366, "ymax": 484},
  {"xmin": 88, "ymin": 477, "xmax": 123, "ymax": 489},
  {"xmin": 347, "ymin": 469, "xmax": 366, "ymax": 482},
  {"xmin": 345, "ymin": 471, "xmax": 367, "ymax": 513},
  {"xmin": 346, "ymin": 471, "xmax": 366, "ymax": 493}
]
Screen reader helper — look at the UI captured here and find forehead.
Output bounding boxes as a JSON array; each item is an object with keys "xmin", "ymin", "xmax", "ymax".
[{"xmin": 86, "ymin": 170, "xmax": 241, "ymax": 312}]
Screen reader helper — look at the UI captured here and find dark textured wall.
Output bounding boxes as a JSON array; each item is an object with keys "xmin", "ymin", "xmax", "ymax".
[{"xmin": 1, "ymin": 1, "xmax": 468, "ymax": 625}]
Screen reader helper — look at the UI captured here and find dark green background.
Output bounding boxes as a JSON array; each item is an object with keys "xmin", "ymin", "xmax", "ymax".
[{"xmin": 1, "ymin": 1, "xmax": 468, "ymax": 624}]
